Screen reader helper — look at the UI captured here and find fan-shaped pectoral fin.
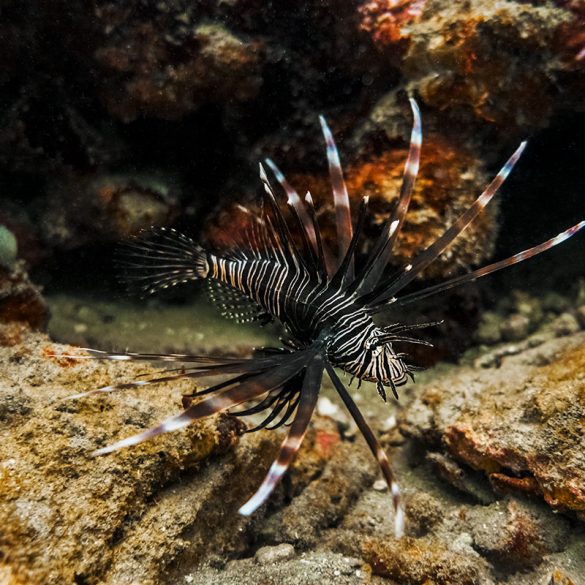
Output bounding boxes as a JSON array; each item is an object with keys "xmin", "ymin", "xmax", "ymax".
[
  {"xmin": 239, "ymin": 354, "xmax": 324, "ymax": 515},
  {"xmin": 90, "ymin": 349, "xmax": 315, "ymax": 456}
]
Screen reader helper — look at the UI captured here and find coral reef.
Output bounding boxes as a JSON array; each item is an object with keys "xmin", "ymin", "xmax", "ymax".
[
  {"xmin": 365, "ymin": 0, "xmax": 579, "ymax": 138},
  {"xmin": 94, "ymin": 8, "xmax": 263, "ymax": 122},
  {"xmin": 359, "ymin": 0, "xmax": 426, "ymax": 51},
  {"xmin": 557, "ymin": 0, "xmax": 585, "ymax": 64}
]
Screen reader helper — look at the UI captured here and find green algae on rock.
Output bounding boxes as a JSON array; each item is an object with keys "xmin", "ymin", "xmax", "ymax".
[{"xmin": 0, "ymin": 225, "xmax": 17, "ymax": 269}]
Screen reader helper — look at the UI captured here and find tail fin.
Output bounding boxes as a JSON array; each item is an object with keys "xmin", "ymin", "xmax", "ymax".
[{"xmin": 116, "ymin": 227, "xmax": 208, "ymax": 297}]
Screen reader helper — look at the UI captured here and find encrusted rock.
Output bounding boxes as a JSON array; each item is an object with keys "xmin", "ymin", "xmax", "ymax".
[
  {"xmin": 575, "ymin": 304, "xmax": 585, "ymax": 328},
  {"xmin": 427, "ymin": 451, "xmax": 495, "ymax": 504},
  {"xmin": 551, "ymin": 312, "xmax": 580, "ymax": 337},
  {"xmin": 500, "ymin": 313, "xmax": 531, "ymax": 342},
  {"xmin": 42, "ymin": 173, "xmax": 181, "ymax": 249},
  {"xmin": 94, "ymin": 9, "xmax": 263, "ymax": 122},
  {"xmin": 362, "ymin": 534, "xmax": 490, "ymax": 584},
  {"xmin": 0, "ymin": 333, "xmax": 275, "ymax": 585},
  {"xmin": 475, "ymin": 311, "xmax": 503, "ymax": 345},
  {"xmin": 404, "ymin": 491, "xmax": 443, "ymax": 536},
  {"xmin": 401, "ymin": 0, "xmax": 575, "ymax": 132},
  {"xmin": 542, "ymin": 291, "xmax": 571, "ymax": 314},
  {"xmin": 268, "ymin": 440, "xmax": 377, "ymax": 548},
  {"xmin": 0, "ymin": 262, "xmax": 49, "ymax": 336},
  {"xmin": 467, "ymin": 499, "xmax": 569, "ymax": 570},
  {"xmin": 401, "ymin": 331, "xmax": 585, "ymax": 519}
]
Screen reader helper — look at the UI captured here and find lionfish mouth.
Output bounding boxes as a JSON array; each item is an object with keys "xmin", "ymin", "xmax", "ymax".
[{"xmin": 63, "ymin": 97, "xmax": 585, "ymax": 540}]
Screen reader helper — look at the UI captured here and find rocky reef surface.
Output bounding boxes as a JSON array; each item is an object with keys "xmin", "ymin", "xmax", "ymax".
[{"xmin": 1, "ymin": 290, "xmax": 585, "ymax": 584}]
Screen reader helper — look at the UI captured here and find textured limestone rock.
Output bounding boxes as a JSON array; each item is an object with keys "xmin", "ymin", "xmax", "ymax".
[
  {"xmin": 364, "ymin": 0, "xmax": 577, "ymax": 135},
  {"xmin": 0, "ymin": 333, "xmax": 277, "ymax": 585},
  {"xmin": 401, "ymin": 330, "xmax": 585, "ymax": 520},
  {"xmin": 41, "ymin": 173, "xmax": 181, "ymax": 250},
  {"xmin": 94, "ymin": 9, "xmax": 263, "ymax": 122},
  {"xmin": 362, "ymin": 534, "xmax": 490, "ymax": 584},
  {"xmin": 1, "ymin": 327, "xmax": 585, "ymax": 584},
  {"xmin": 467, "ymin": 499, "xmax": 570, "ymax": 570}
]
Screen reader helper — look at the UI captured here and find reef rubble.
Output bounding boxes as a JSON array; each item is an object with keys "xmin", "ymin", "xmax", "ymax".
[{"xmin": 401, "ymin": 329, "xmax": 585, "ymax": 521}]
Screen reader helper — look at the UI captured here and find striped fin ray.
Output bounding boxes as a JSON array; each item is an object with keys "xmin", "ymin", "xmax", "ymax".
[
  {"xmin": 356, "ymin": 98, "xmax": 422, "ymax": 294},
  {"xmin": 207, "ymin": 280, "xmax": 272, "ymax": 324},
  {"xmin": 326, "ymin": 363, "xmax": 404, "ymax": 538},
  {"xmin": 319, "ymin": 115, "xmax": 354, "ymax": 278},
  {"xmin": 92, "ymin": 348, "xmax": 315, "ymax": 456},
  {"xmin": 232, "ymin": 387, "xmax": 295, "ymax": 432},
  {"xmin": 116, "ymin": 227, "xmax": 208, "ymax": 297},
  {"xmin": 62, "ymin": 352, "xmax": 290, "ymax": 400},
  {"xmin": 235, "ymin": 206, "xmax": 266, "ymax": 260},
  {"xmin": 65, "ymin": 348, "xmax": 251, "ymax": 364},
  {"xmin": 304, "ymin": 191, "xmax": 336, "ymax": 278},
  {"xmin": 263, "ymin": 159, "xmax": 323, "ymax": 280},
  {"xmin": 239, "ymin": 354, "xmax": 324, "ymax": 516},
  {"xmin": 384, "ymin": 220, "xmax": 585, "ymax": 308},
  {"xmin": 259, "ymin": 163, "xmax": 305, "ymax": 270},
  {"xmin": 233, "ymin": 376, "xmax": 303, "ymax": 433},
  {"xmin": 364, "ymin": 140, "xmax": 527, "ymax": 305},
  {"xmin": 65, "ymin": 353, "xmax": 287, "ymax": 400}
]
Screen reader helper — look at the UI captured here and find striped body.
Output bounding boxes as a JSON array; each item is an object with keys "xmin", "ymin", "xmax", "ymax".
[{"xmin": 207, "ymin": 253, "xmax": 409, "ymax": 390}]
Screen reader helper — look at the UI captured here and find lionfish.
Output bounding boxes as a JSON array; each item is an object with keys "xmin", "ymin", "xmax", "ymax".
[{"xmin": 69, "ymin": 100, "xmax": 584, "ymax": 537}]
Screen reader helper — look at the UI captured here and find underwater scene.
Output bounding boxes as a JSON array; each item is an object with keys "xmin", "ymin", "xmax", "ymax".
[{"xmin": 1, "ymin": 1, "xmax": 584, "ymax": 584}]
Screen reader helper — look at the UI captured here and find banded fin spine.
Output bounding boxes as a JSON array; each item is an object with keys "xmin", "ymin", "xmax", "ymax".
[
  {"xmin": 239, "ymin": 353, "xmax": 324, "ymax": 515},
  {"xmin": 326, "ymin": 363, "xmax": 404, "ymax": 538},
  {"xmin": 319, "ymin": 115, "xmax": 354, "ymax": 278},
  {"xmin": 331, "ymin": 196, "xmax": 369, "ymax": 289},
  {"xmin": 356, "ymin": 98, "xmax": 422, "ymax": 294},
  {"xmin": 385, "ymin": 219, "xmax": 585, "ymax": 308},
  {"xmin": 91, "ymin": 348, "xmax": 315, "ymax": 456},
  {"xmin": 264, "ymin": 158, "xmax": 318, "ymax": 255},
  {"xmin": 364, "ymin": 140, "xmax": 527, "ymax": 305}
]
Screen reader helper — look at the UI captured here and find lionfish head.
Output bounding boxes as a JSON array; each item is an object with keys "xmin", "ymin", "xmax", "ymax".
[
  {"xmin": 360, "ymin": 329, "xmax": 410, "ymax": 400},
  {"xmin": 328, "ymin": 326, "xmax": 409, "ymax": 401}
]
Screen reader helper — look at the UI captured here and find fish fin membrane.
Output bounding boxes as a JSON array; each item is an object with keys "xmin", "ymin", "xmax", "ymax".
[{"xmin": 116, "ymin": 227, "xmax": 209, "ymax": 297}]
